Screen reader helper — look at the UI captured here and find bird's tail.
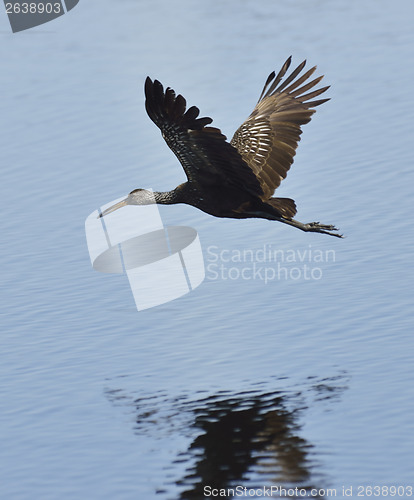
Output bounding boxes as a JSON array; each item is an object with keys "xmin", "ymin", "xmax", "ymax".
[{"xmin": 267, "ymin": 197, "xmax": 297, "ymax": 218}]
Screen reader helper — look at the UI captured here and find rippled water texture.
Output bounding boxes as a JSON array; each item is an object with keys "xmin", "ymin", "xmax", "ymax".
[{"xmin": 1, "ymin": 0, "xmax": 414, "ymax": 499}]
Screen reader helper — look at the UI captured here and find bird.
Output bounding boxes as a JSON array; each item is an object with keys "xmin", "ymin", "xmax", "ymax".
[{"xmin": 100, "ymin": 57, "xmax": 342, "ymax": 238}]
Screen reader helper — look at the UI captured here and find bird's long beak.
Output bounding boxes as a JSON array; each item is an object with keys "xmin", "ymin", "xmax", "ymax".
[{"xmin": 98, "ymin": 198, "xmax": 128, "ymax": 218}]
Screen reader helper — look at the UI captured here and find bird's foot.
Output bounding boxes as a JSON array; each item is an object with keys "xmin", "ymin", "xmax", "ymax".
[{"xmin": 305, "ymin": 222, "xmax": 343, "ymax": 238}]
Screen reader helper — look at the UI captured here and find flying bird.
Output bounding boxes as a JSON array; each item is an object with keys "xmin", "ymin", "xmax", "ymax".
[{"xmin": 100, "ymin": 57, "xmax": 342, "ymax": 238}]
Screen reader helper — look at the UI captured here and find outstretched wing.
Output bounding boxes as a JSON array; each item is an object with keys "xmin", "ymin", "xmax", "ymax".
[
  {"xmin": 144, "ymin": 77, "xmax": 264, "ymax": 197},
  {"xmin": 230, "ymin": 57, "xmax": 330, "ymax": 200}
]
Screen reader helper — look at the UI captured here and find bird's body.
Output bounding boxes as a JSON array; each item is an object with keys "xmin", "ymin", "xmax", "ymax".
[{"xmin": 101, "ymin": 57, "xmax": 342, "ymax": 238}]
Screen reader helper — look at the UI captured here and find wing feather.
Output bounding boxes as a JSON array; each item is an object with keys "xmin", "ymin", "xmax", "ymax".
[
  {"xmin": 144, "ymin": 77, "xmax": 263, "ymax": 196},
  {"xmin": 230, "ymin": 58, "xmax": 330, "ymax": 200}
]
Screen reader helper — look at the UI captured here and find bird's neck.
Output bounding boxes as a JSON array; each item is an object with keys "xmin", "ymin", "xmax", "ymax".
[
  {"xmin": 151, "ymin": 191, "xmax": 174, "ymax": 204},
  {"xmin": 152, "ymin": 184, "xmax": 187, "ymax": 204}
]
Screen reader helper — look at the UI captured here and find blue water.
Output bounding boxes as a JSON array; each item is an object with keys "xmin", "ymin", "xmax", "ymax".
[{"xmin": 1, "ymin": 0, "xmax": 414, "ymax": 498}]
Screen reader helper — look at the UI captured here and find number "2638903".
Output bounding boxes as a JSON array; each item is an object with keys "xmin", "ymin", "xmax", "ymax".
[{"xmin": 5, "ymin": 3, "xmax": 62, "ymax": 14}]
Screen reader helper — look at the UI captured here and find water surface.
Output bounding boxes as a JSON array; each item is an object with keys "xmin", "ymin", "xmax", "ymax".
[{"xmin": 1, "ymin": 0, "xmax": 414, "ymax": 498}]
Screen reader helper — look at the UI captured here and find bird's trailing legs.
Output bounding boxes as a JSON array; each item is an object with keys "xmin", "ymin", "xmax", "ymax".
[{"xmin": 278, "ymin": 217, "xmax": 343, "ymax": 238}]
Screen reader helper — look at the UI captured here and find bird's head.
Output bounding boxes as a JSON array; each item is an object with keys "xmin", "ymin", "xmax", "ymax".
[{"xmin": 98, "ymin": 189, "xmax": 155, "ymax": 218}]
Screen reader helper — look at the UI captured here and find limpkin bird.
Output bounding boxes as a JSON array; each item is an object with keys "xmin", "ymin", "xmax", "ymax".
[{"xmin": 100, "ymin": 57, "xmax": 342, "ymax": 238}]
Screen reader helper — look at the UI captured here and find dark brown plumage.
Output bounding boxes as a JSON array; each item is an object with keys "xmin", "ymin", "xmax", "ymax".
[{"xmin": 100, "ymin": 57, "xmax": 342, "ymax": 238}]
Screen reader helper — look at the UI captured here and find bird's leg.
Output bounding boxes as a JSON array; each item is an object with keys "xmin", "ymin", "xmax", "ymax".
[{"xmin": 278, "ymin": 217, "xmax": 343, "ymax": 238}]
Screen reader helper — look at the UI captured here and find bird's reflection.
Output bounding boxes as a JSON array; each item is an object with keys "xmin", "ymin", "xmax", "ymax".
[
  {"xmin": 174, "ymin": 391, "xmax": 318, "ymax": 499},
  {"xmin": 105, "ymin": 375, "xmax": 348, "ymax": 499}
]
